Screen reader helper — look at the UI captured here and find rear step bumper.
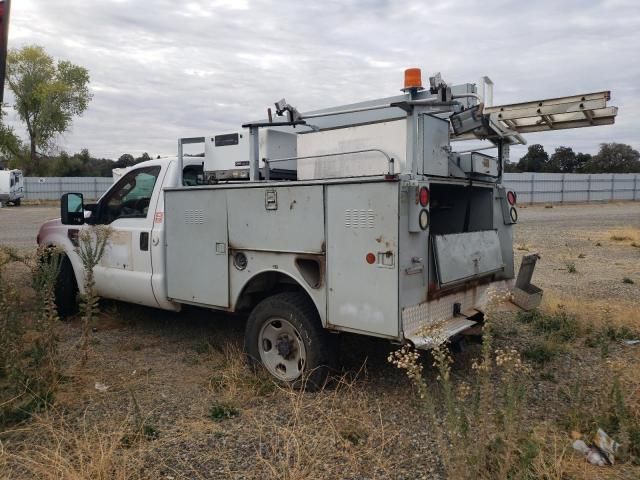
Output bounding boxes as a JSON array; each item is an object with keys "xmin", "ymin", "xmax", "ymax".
[
  {"xmin": 402, "ymin": 279, "xmax": 514, "ymax": 349},
  {"xmin": 403, "ymin": 255, "xmax": 542, "ymax": 349},
  {"xmin": 407, "ymin": 315, "xmax": 479, "ymax": 350}
]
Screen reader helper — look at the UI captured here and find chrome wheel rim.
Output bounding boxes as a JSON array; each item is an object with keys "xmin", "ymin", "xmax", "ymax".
[{"xmin": 258, "ymin": 317, "xmax": 306, "ymax": 382}]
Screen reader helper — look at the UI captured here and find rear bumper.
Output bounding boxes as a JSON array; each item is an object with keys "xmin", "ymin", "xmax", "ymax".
[{"xmin": 401, "ymin": 279, "xmax": 513, "ymax": 348}]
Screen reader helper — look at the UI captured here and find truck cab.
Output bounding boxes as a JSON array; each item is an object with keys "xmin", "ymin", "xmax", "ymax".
[{"xmin": 37, "ymin": 157, "xmax": 203, "ymax": 313}]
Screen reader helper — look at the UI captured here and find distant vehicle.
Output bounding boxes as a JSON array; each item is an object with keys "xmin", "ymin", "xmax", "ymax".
[{"xmin": 0, "ymin": 169, "xmax": 24, "ymax": 206}]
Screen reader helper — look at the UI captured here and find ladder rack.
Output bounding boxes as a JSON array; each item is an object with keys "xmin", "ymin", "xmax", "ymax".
[{"xmin": 483, "ymin": 91, "xmax": 617, "ymax": 134}]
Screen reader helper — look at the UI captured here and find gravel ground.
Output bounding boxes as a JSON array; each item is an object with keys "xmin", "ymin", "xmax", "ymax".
[
  {"xmin": 513, "ymin": 202, "xmax": 640, "ymax": 302},
  {"xmin": 0, "ymin": 205, "xmax": 58, "ymax": 249},
  {"xmin": 1, "ymin": 202, "xmax": 639, "ymax": 479}
]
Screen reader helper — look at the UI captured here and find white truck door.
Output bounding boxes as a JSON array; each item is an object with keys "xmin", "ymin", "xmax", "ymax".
[{"xmin": 91, "ymin": 164, "xmax": 166, "ymax": 307}]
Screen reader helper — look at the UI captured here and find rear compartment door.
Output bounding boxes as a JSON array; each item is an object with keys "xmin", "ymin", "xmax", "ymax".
[
  {"xmin": 433, "ymin": 230, "xmax": 504, "ymax": 286},
  {"xmin": 326, "ymin": 182, "xmax": 399, "ymax": 338}
]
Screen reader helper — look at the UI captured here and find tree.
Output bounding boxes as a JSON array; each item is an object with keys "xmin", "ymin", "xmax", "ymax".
[
  {"xmin": 503, "ymin": 161, "xmax": 520, "ymax": 173},
  {"xmin": 575, "ymin": 152, "xmax": 592, "ymax": 172},
  {"xmin": 549, "ymin": 146, "xmax": 582, "ymax": 173},
  {"xmin": 135, "ymin": 152, "xmax": 151, "ymax": 163},
  {"xmin": 6, "ymin": 45, "xmax": 92, "ymax": 175},
  {"xmin": 114, "ymin": 153, "xmax": 135, "ymax": 168},
  {"xmin": 0, "ymin": 115, "xmax": 22, "ymax": 169},
  {"xmin": 582, "ymin": 143, "xmax": 640, "ymax": 173},
  {"xmin": 516, "ymin": 144, "xmax": 549, "ymax": 172}
]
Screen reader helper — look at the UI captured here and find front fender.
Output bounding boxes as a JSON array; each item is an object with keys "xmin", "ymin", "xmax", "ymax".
[{"xmin": 40, "ymin": 227, "xmax": 87, "ymax": 294}]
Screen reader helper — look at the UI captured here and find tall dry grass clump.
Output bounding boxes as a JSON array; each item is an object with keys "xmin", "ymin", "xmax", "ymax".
[
  {"xmin": 0, "ymin": 411, "xmax": 142, "ymax": 479},
  {"xmin": 75, "ymin": 226, "xmax": 111, "ymax": 364},
  {"xmin": 0, "ymin": 246, "xmax": 64, "ymax": 425},
  {"xmin": 251, "ymin": 373, "xmax": 398, "ymax": 480},
  {"xmin": 0, "ymin": 247, "xmax": 22, "ymax": 382},
  {"xmin": 389, "ymin": 290, "xmax": 538, "ymax": 479}
]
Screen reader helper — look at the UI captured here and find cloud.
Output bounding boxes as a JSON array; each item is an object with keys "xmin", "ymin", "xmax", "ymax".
[{"xmin": 5, "ymin": 0, "xmax": 639, "ymax": 159}]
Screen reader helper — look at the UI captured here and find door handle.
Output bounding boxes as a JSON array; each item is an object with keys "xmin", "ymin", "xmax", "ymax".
[
  {"xmin": 140, "ymin": 232, "xmax": 149, "ymax": 251},
  {"xmin": 151, "ymin": 235, "xmax": 160, "ymax": 247}
]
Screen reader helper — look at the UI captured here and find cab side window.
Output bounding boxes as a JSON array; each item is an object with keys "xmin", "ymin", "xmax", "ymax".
[{"xmin": 96, "ymin": 166, "xmax": 161, "ymax": 224}]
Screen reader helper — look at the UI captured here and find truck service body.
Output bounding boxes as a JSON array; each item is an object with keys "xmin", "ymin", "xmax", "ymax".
[{"xmin": 38, "ymin": 70, "xmax": 617, "ymax": 385}]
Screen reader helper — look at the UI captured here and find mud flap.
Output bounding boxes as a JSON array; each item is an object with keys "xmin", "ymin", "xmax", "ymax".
[{"xmin": 511, "ymin": 253, "xmax": 543, "ymax": 310}]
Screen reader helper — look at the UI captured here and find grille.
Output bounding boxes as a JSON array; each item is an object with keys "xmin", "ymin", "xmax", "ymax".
[
  {"xmin": 184, "ymin": 209, "xmax": 204, "ymax": 224},
  {"xmin": 344, "ymin": 209, "xmax": 375, "ymax": 228}
]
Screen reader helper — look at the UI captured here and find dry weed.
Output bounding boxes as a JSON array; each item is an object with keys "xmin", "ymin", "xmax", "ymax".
[
  {"xmin": 251, "ymin": 372, "xmax": 399, "ymax": 480},
  {"xmin": 605, "ymin": 227, "xmax": 640, "ymax": 245},
  {"xmin": 540, "ymin": 292, "xmax": 639, "ymax": 337},
  {"xmin": 0, "ymin": 411, "xmax": 143, "ymax": 479}
]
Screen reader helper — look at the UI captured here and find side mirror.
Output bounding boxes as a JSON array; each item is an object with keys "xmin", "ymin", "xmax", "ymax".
[{"xmin": 61, "ymin": 193, "xmax": 85, "ymax": 225}]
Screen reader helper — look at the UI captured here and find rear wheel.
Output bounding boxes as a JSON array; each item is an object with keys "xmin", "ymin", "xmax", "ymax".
[
  {"xmin": 54, "ymin": 255, "xmax": 79, "ymax": 317},
  {"xmin": 13, "ymin": 198, "xmax": 21, "ymax": 206},
  {"xmin": 244, "ymin": 292, "xmax": 333, "ymax": 390}
]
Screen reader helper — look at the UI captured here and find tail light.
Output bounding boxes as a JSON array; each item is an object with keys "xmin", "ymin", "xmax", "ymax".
[
  {"xmin": 419, "ymin": 209, "xmax": 430, "ymax": 230},
  {"xmin": 419, "ymin": 187, "xmax": 429, "ymax": 207},
  {"xmin": 507, "ymin": 191, "xmax": 517, "ymax": 205},
  {"xmin": 510, "ymin": 207, "xmax": 518, "ymax": 223}
]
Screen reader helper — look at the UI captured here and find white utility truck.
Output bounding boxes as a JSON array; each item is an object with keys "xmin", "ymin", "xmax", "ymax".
[
  {"xmin": 0, "ymin": 169, "xmax": 24, "ymax": 206},
  {"xmin": 38, "ymin": 69, "xmax": 617, "ymax": 387}
]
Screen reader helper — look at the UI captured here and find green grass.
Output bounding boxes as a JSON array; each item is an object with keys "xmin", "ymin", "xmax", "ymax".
[
  {"xmin": 517, "ymin": 309, "xmax": 580, "ymax": 342},
  {"xmin": 209, "ymin": 401, "xmax": 240, "ymax": 421},
  {"xmin": 523, "ymin": 340, "xmax": 560, "ymax": 365}
]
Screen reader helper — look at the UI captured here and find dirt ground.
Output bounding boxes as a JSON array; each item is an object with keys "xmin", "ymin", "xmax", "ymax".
[{"xmin": 0, "ymin": 202, "xmax": 639, "ymax": 479}]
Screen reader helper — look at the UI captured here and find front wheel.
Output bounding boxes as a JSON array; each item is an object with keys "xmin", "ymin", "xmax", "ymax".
[
  {"xmin": 244, "ymin": 292, "xmax": 334, "ymax": 390},
  {"xmin": 13, "ymin": 198, "xmax": 21, "ymax": 206}
]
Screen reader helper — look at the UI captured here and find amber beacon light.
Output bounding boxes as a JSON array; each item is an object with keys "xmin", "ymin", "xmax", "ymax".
[{"xmin": 402, "ymin": 68, "xmax": 423, "ymax": 91}]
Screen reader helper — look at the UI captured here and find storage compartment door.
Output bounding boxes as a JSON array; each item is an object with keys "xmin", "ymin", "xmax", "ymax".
[
  {"xmin": 420, "ymin": 114, "xmax": 450, "ymax": 177},
  {"xmin": 326, "ymin": 182, "xmax": 399, "ymax": 338},
  {"xmin": 433, "ymin": 230, "xmax": 504, "ymax": 286},
  {"xmin": 165, "ymin": 189, "xmax": 229, "ymax": 307}
]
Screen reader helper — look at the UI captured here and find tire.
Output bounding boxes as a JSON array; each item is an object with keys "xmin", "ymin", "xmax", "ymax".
[
  {"xmin": 13, "ymin": 198, "xmax": 20, "ymax": 206},
  {"xmin": 54, "ymin": 255, "xmax": 79, "ymax": 318},
  {"xmin": 244, "ymin": 292, "xmax": 334, "ymax": 390}
]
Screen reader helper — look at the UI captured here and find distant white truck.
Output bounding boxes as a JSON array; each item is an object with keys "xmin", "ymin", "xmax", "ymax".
[
  {"xmin": 37, "ymin": 69, "xmax": 617, "ymax": 387},
  {"xmin": 0, "ymin": 169, "xmax": 24, "ymax": 206}
]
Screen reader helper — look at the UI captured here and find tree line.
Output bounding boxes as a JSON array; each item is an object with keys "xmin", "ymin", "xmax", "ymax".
[
  {"xmin": 1, "ymin": 45, "xmax": 639, "ymax": 177},
  {"xmin": 505, "ymin": 143, "xmax": 640, "ymax": 174}
]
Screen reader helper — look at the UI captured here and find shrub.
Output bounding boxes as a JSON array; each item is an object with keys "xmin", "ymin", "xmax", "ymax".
[
  {"xmin": 517, "ymin": 308, "xmax": 580, "ymax": 342},
  {"xmin": 209, "ymin": 401, "xmax": 240, "ymax": 421},
  {"xmin": 523, "ymin": 341, "xmax": 560, "ymax": 365}
]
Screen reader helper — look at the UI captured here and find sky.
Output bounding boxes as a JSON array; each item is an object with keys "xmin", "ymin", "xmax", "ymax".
[{"xmin": 5, "ymin": 0, "xmax": 640, "ymax": 161}]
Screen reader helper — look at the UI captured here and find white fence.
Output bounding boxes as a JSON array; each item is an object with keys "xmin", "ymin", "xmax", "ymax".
[
  {"xmin": 503, "ymin": 173, "xmax": 640, "ymax": 204},
  {"xmin": 22, "ymin": 173, "xmax": 640, "ymax": 203},
  {"xmin": 24, "ymin": 177, "xmax": 113, "ymax": 201}
]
